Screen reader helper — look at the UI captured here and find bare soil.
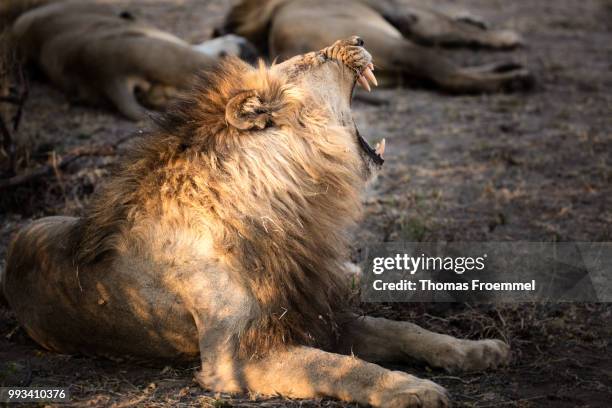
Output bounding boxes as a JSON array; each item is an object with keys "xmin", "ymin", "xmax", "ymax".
[{"xmin": 1, "ymin": 0, "xmax": 611, "ymax": 407}]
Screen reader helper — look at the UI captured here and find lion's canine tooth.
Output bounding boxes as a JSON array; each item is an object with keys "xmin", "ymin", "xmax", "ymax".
[
  {"xmin": 363, "ymin": 67, "xmax": 377, "ymax": 87},
  {"xmin": 357, "ymin": 75, "xmax": 371, "ymax": 92},
  {"xmin": 375, "ymin": 138, "xmax": 386, "ymax": 157}
]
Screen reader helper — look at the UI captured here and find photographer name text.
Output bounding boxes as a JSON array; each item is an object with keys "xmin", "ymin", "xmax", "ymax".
[{"xmin": 372, "ymin": 279, "xmax": 536, "ymax": 292}]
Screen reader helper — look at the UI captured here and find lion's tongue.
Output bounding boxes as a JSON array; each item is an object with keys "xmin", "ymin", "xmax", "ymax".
[{"xmin": 357, "ymin": 64, "xmax": 377, "ymax": 92}]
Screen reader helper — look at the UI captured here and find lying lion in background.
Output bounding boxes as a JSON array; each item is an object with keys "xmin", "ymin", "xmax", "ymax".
[
  {"xmin": 8, "ymin": 0, "xmax": 257, "ymax": 120},
  {"xmin": 216, "ymin": 0, "xmax": 534, "ymax": 93},
  {"xmin": 4, "ymin": 37, "xmax": 509, "ymax": 407}
]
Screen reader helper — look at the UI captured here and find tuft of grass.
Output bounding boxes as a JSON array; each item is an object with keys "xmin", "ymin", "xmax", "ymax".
[{"xmin": 399, "ymin": 216, "xmax": 429, "ymax": 241}]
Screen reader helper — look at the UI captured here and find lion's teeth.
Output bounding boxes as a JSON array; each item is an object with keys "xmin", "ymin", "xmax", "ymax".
[
  {"xmin": 363, "ymin": 67, "xmax": 378, "ymax": 87},
  {"xmin": 367, "ymin": 63, "xmax": 375, "ymax": 71},
  {"xmin": 357, "ymin": 75, "xmax": 371, "ymax": 92},
  {"xmin": 375, "ymin": 138, "xmax": 386, "ymax": 157}
]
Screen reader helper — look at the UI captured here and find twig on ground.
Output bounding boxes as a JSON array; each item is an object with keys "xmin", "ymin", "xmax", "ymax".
[
  {"xmin": 1, "ymin": 62, "xmax": 29, "ymax": 174},
  {"xmin": 430, "ymin": 375, "xmax": 477, "ymax": 385},
  {"xmin": 22, "ymin": 358, "xmax": 32, "ymax": 387},
  {"xmin": 12, "ymin": 63, "xmax": 29, "ymax": 132},
  {"xmin": 0, "ymin": 143, "xmax": 119, "ymax": 190},
  {"xmin": 0, "ymin": 114, "xmax": 12, "ymax": 155}
]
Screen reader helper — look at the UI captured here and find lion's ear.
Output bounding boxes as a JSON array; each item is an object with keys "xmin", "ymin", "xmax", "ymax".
[{"xmin": 225, "ymin": 90, "xmax": 272, "ymax": 130}]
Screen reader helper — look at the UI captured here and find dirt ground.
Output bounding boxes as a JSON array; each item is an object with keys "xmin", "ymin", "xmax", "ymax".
[{"xmin": 1, "ymin": 0, "xmax": 611, "ymax": 407}]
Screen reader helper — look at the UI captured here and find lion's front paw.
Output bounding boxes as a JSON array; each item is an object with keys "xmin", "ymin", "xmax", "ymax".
[
  {"xmin": 371, "ymin": 372, "xmax": 449, "ymax": 408},
  {"xmin": 429, "ymin": 338, "xmax": 510, "ymax": 372}
]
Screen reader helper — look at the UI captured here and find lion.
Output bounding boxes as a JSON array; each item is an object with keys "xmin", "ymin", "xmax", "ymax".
[
  {"xmin": 9, "ymin": 0, "xmax": 257, "ymax": 120},
  {"xmin": 3, "ymin": 37, "xmax": 509, "ymax": 407},
  {"xmin": 215, "ymin": 0, "xmax": 534, "ymax": 93}
]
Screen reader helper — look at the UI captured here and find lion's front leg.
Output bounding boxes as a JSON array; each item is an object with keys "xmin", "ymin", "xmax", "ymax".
[
  {"xmin": 339, "ymin": 316, "xmax": 510, "ymax": 373},
  {"xmin": 181, "ymin": 266, "xmax": 447, "ymax": 406},
  {"xmin": 196, "ymin": 345, "xmax": 449, "ymax": 408}
]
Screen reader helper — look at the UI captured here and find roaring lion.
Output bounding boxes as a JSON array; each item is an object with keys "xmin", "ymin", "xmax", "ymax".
[
  {"xmin": 9, "ymin": 0, "xmax": 257, "ymax": 120},
  {"xmin": 3, "ymin": 37, "xmax": 509, "ymax": 407},
  {"xmin": 216, "ymin": 0, "xmax": 534, "ymax": 93}
]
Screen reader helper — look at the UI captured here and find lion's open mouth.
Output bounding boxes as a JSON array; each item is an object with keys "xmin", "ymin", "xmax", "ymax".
[{"xmin": 353, "ymin": 64, "xmax": 385, "ymax": 166}]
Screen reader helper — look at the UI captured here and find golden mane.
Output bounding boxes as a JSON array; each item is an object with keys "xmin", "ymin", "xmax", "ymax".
[{"xmin": 71, "ymin": 56, "xmax": 365, "ymax": 355}]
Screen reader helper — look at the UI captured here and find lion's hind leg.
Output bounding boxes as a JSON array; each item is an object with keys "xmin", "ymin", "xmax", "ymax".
[
  {"xmin": 339, "ymin": 315, "xmax": 510, "ymax": 373},
  {"xmin": 3, "ymin": 217, "xmax": 83, "ymax": 353},
  {"xmin": 373, "ymin": 35, "xmax": 533, "ymax": 93},
  {"xmin": 380, "ymin": 4, "xmax": 522, "ymax": 49}
]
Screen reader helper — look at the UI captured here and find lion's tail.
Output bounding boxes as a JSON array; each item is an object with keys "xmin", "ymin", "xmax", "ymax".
[{"xmin": 0, "ymin": 0, "xmax": 56, "ymax": 29}]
